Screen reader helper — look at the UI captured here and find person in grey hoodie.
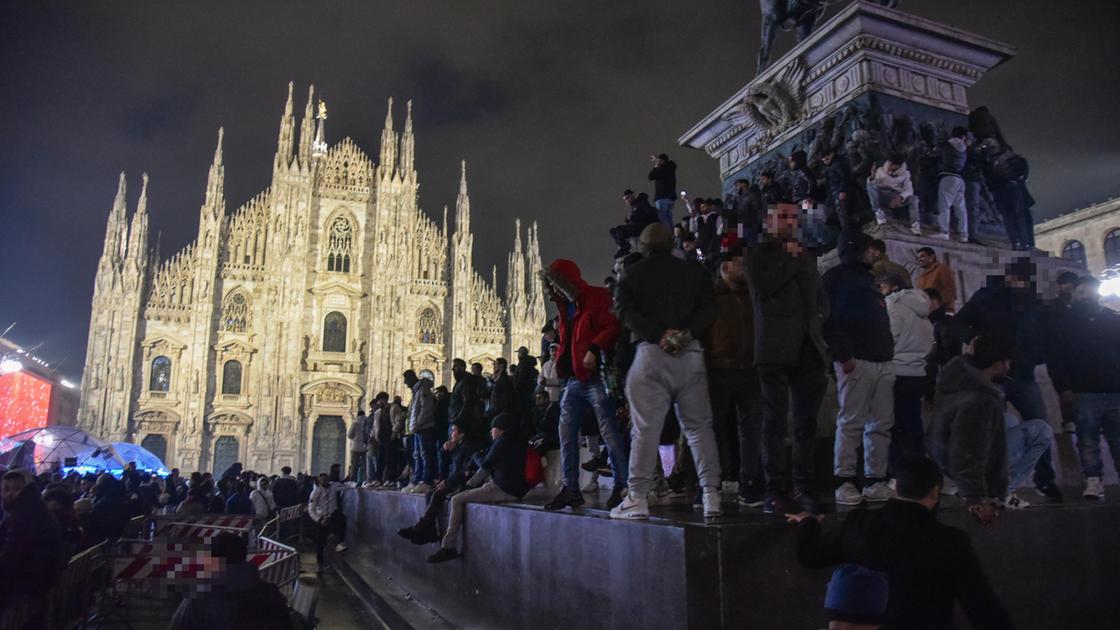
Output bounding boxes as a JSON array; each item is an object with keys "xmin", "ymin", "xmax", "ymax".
[
  {"xmin": 404, "ymin": 370, "xmax": 437, "ymax": 493},
  {"xmin": 936, "ymin": 127, "xmax": 970, "ymax": 242},
  {"xmin": 880, "ymin": 273, "xmax": 934, "ymax": 468},
  {"xmin": 867, "ymin": 154, "xmax": 920, "ymax": 234}
]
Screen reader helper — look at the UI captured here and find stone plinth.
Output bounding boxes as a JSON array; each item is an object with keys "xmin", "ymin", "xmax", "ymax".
[{"xmin": 679, "ymin": 0, "xmax": 1017, "ymax": 237}]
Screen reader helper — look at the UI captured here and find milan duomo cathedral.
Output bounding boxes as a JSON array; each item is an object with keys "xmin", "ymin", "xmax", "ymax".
[{"xmin": 78, "ymin": 83, "xmax": 547, "ymax": 475}]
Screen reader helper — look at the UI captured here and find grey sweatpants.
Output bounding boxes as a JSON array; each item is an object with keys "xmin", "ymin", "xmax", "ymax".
[
  {"xmin": 834, "ymin": 359, "xmax": 895, "ymax": 479},
  {"xmin": 441, "ymin": 479, "xmax": 514, "ymax": 549},
  {"xmin": 937, "ymin": 175, "xmax": 967, "ymax": 236},
  {"xmin": 625, "ymin": 340, "xmax": 721, "ymax": 498}
]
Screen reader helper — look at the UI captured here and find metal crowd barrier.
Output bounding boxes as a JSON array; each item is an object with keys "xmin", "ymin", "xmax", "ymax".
[
  {"xmin": 0, "ymin": 542, "xmax": 110, "ymax": 630},
  {"xmin": 257, "ymin": 536, "xmax": 301, "ymax": 599}
]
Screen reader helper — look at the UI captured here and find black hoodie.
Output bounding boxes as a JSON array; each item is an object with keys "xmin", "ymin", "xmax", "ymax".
[
  {"xmin": 648, "ymin": 160, "xmax": 677, "ymax": 201},
  {"xmin": 928, "ymin": 356, "xmax": 1008, "ymax": 504},
  {"xmin": 821, "ymin": 233, "xmax": 894, "ymax": 363}
]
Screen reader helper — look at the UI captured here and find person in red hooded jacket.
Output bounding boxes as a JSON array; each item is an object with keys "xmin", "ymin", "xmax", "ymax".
[{"xmin": 540, "ymin": 259, "xmax": 630, "ymax": 510}]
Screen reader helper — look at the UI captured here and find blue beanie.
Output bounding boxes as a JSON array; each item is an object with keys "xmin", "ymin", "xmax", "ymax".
[{"xmin": 824, "ymin": 564, "xmax": 889, "ymax": 625}]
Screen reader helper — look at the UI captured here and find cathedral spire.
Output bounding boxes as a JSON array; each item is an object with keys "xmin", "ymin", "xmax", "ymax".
[
  {"xmin": 312, "ymin": 99, "xmax": 328, "ymax": 158},
  {"xmin": 275, "ymin": 81, "xmax": 296, "ymax": 169},
  {"xmin": 442, "ymin": 205, "xmax": 448, "ymax": 237},
  {"xmin": 203, "ymin": 128, "xmax": 225, "ymax": 219},
  {"xmin": 379, "ymin": 97, "xmax": 397, "ymax": 172},
  {"xmin": 102, "ymin": 172, "xmax": 127, "ymax": 263},
  {"xmin": 127, "ymin": 173, "xmax": 150, "ymax": 262},
  {"xmin": 297, "ymin": 84, "xmax": 316, "ymax": 165},
  {"xmin": 399, "ymin": 100, "xmax": 415, "ymax": 174},
  {"xmin": 455, "ymin": 160, "xmax": 470, "ymax": 233}
]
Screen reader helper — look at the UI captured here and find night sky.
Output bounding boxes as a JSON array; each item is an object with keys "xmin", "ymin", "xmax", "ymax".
[{"xmin": 2, "ymin": 1, "xmax": 1118, "ymax": 380}]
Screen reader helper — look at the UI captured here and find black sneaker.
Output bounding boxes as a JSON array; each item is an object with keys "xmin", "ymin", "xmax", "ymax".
[
  {"xmin": 763, "ymin": 492, "xmax": 795, "ymax": 516},
  {"xmin": 581, "ymin": 449, "xmax": 607, "ymax": 473},
  {"xmin": 426, "ymin": 547, "xmax": 461, "ymax": 563},
  {"xmin": 397, "ymin": 526, "xmax": 416, "ymax": 540},
  {"xmin": 737, "ymin": 485, "xmax": 765, "ymax": 508},
  {"xmin": 544, "ymin": 488, "xmax": 585, "ymax": 511},
  {"xmin": 606, "ymin": 486, "xmax": 626, "ymax": 510},
  {"xmin": 793, "ymin": 487, "xmax": 827, "ymax": 514},
  {"xmin": 1036, "ymin": 483, "xmax": 1064, "ymax": 502},
  {"xmin": 410, "ymin": 524, "xmax": 441, "ymax": 545}
]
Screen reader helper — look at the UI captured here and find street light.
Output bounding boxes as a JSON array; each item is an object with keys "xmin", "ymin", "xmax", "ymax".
[{"xmin": 0, "ymin": 358, "xmax": 23, "ymax": 375}]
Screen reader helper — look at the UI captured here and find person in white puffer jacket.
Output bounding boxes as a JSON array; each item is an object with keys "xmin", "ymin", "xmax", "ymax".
[
  {"xmin": 879, "ymin": 272, "xmax": 934, "ymax": 468},
  {"xmin": 867, "ymin": 154, "xmax": 921, "ymax": 235}
]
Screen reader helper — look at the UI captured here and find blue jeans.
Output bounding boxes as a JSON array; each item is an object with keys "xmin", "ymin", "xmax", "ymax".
[
  {"xmin": 1005, "ymin": 414, "xmax": 1052, "ymax": 493},
  {"xmin": 410, "ymin": 429, "xmax": 438, "ymax": 485},
  {"xmin": 655, "ymin": 198, "xmax": 675, "ymax": 228},
  {"xmin": 558, "ymin": 375, "xmax": 629, "ymax": 492},
  {"xmin": 1074, "ymin": 393, "xmax": 1120, "ymax": 478},
  {"xmin": 1001, "ymin": 380, "xmax": 1055, "ymax": 487}
]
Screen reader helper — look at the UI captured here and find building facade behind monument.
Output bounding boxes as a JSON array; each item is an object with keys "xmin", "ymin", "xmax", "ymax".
[
  {"xmin": 78, "ymin": 84, "xmax": 546, "ymax": 474},
  {"xmin": 1035, "ymin": 197, "xmax": 1120, "ymax": 276}
]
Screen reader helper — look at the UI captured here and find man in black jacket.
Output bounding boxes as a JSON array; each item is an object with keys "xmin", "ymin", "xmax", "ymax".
[
  {"xmin": 648, "ymin": 153, "xmax": 677, "ymax": 227},
  {"xmin": 745, "ymin": 202, "xmax": 830, "ymax": 515},
  {"xmin": 427, "ymin": 413, "xmax": 526, "ymax": 563},
  {"xmin": 823, "ymin": 230, "xmax": 896, "ymax": 506},
  {"xmin": 610, "ymin": 190, "xmax": 660, "ymax": 258},
  {"xmin": 612, "ymin": 223, "xmax": 722, "ymax": 520},
  {"xmin": 0, "ymin": 471, "xmax": 65, "ymax": 623},
  {"xmin": 955, "ymin": 259, "xmax": 1062, "ymax": 501},
  {"xmin": 397, "ymin": 421, "xmax": 483, "ymax": 545},
  {"xmin": 1047, "ymin": 276, "xmax": 1120, "ymax": 500},
  {"xmin": 449, "ymin": 358, "xmax": 486, "ymax": 441},
  {"xmin": 790, "ymin": 457, "xmax": 1015, "ymax": 630},
  {"xmin": 487, "ymin": 358, "xmax": 515, "ymax": 420},
  {"xmin": 821, "ymin": 146, "xmax": 856, "ymax": 230}
]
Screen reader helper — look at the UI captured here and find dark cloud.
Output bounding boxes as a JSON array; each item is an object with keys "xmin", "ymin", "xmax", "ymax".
[{"xmin": 1, "ymin": 0, "xmax": 1118, "ymax": 377}]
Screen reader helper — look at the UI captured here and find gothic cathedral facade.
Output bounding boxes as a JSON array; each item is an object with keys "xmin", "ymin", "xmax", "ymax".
[{"xmin": 78, "ymin": 83, "xmax": 546, "ymax": 475}]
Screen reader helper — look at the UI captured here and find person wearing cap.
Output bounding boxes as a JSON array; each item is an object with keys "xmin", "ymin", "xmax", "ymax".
[
  {"xmin": 956, "ymin": 258, "xmax": 1062, "ymax": 502},
  {"xmin": 867, "ymin": 239, "xmax": 911, "ymax": 290},
  {"xmin": 822, "ymin": 564, "xmax": 889, "ymax": 629},
  {"xmin": 648, "ymin": 153, "xmax": 677, "ymax": 227},
  {"xmin": 426, "ymin": 413, "xmax": 526, "ymax": 563},
  {"xmin": 611, "ymin": 222, "xmax": 723, "ymax": 520},
  {"xmin": 822, "ymin": 229, "xmax": 896, "ymax": 507},
  {"xmin": 790, "ymin": 457, "xmax": 1014, "ymax": 630}
]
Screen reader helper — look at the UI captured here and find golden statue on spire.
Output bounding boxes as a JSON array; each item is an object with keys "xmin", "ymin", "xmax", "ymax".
[{"xmin": 317, "ymin": 100, "xmax": 328, "ymax": 120}]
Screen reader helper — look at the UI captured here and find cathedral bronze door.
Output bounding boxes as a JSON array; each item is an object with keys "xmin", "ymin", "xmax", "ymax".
[
  {"xmin": 141, "ymin": 434, "xmax": 168, "ymax": 466},
  {"xmin": 311, "ymin": 415, "xmax": 345, "ymax": 476},
  {"xmin": 212, "ymin": 435, "xmax": 239, "ymax": 476}
]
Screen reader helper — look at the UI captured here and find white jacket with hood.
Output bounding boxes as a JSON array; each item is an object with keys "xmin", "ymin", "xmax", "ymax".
[
  {"xmin": 869, "ymin": 162, "xmax": 914, "ymax": 199},
  {"xmin": 885, "ymin": 288, "xmax": 934, "ymax": 376}
]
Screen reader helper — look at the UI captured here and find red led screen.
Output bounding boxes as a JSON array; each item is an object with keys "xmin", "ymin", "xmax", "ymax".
[{"xmin": 0, "ymin": 371, "xmax": 53, "ymax": 437}]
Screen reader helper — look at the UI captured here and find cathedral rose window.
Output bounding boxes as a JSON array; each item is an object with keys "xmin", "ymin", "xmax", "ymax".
[
  {"xmin": 221, "ymin": 291, "xmax": 249, "ymax": 333},
  {"xmin": 418, "ymin": 307, "xmax": 441, "ymax": 344},
  {"xmin": 326, "ymin": 216, "xmax": 354, "ymax": 273}
]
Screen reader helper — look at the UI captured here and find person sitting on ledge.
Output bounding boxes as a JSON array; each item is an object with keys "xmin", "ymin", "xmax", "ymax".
[
  {"xmin": 789, "ymin": 457, "xmax": 1014, "ymax": 630},
  {"xmin": 427, "ymin": 413, "xmax": 527, "ymax": 563},
  {"xmin": 867, "ymin": 154, "xmax": 920, "ymax": 235},
  {"xmin": 397, "ymin": 421, "xmax": 483, "ymax": 545}
]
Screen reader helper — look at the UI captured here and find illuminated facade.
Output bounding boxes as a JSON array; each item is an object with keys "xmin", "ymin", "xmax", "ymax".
[{"xmin": 78, "ymin": 84, "xmax": 545, "ymax": 474}]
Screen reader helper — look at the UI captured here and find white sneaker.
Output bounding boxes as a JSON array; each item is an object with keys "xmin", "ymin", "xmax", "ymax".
[
  {"xmin": 957, "ymin": 235, "xmax": 970, "ymax": 244},
  {"xmin": 702, "ymin": 489, "xmax": 723, "ymax": 518},
  {"xmin": 335, "ymin": 543, "xmax": 348, "ymax": 552},
  {"xmin": 910, "ymin": 221, "xmax": 922, "ymax": 235},
  {"xmin": 401, "ymin": 483, "xmax": 416, "ymax": 493},
  {"xmin": 411, "ymin": 482, "xmax": 432, "ymax": 494},
  {"xmin": 721, "ymin": 481, "xmax": 740, "ymax": 494},
  {"xmin": 835, "ymin": 482, "xmax": 864, "ymax": 506},
  {"xmin": 935, "ymin": 232, "xmax": 951, "ymax": 240},
  {"xmin": 581, "ymin": 478, "xmax": 600, "ymax": 494},
  {"xmin": 862, "ymin": 481, "xmax": 894, "ymax": 502},
  {"xmin": 941, "ymin": 477, "xmax": 959, "ymax": 496},
  {"xmin": 1084, "ymin": 477, "xmax": 1104, "ymax": 500},
  {"xmin": 1002, "ymin": 492, "xmax": 1032, "ymax": 509},
  {"xmin": 609, "ymin": 495, "xmax": 650, "ymax": 520},
  {"xmin": 875, "ymin": 211, "xmax": 887, "ymax": 226}
]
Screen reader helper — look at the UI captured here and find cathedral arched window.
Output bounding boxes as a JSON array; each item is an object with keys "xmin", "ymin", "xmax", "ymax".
[
  {"xmin": 222, "ymin": 360, "xmax": 242, "ymax": 395},
  {"xmin": 1062, "ymin": 240, "xmax": 1087, "ymax": 269},
  {"xmin": 221, "ymin": 291, "xmax": 249, "ymax": 333},
  {"xmin": 418, "ymin": 308, "xmax": 441, "ymax": 344},
  {"xmin": 150, "ymin": 356, "xmax": 171, "ymax": 392},
  {"xmin": 323, "ymin": 312, "xmax": 347, "ymax": 352},
  {"xmin": 1105, "ymin": 228, "xmax": 1120, "ymax": 268},
  {"xmin": 326, "ymin": 216, "xmax": 354, "ymax": 273}
]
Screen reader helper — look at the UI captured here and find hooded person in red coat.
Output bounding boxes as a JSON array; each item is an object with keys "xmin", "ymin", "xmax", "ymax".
[{"xmin": 539, "ymin": 259, "xmax": 630, "ymax": 510}]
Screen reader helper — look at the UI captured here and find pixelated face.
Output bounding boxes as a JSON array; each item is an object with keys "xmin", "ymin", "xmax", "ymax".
[{"xmin": 767, "ymin": 204, "xmax": 801, "ymax": 239}]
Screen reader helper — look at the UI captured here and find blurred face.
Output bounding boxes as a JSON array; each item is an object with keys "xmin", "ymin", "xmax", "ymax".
[
  {"xmin": 760, "ymin": 174, "xmax": 772, "ymax": 187},
  {"xmin": 787, "ymin": 157, "xmax": 796, "ymax": 169},
  {"xmin": 452, "ymin": 359, "xmax": 466, "ymax": 376},
  {"xmin": 450, "ymin": 425, "xmax": 464, "ymax": 442},
  {"xmin": 494, "ymin": 359, "xmax": 507, "ymax": 374},
  {"xmin": 549, "ymin": 346, "xmax": 558, "ymax": 360},
  {"xmin": 720, "ymin": 259, "xmax": 746, "ymax": 285},
  {"xmin": 821, "ymin": 153, "xmax": 833, "ymax": 165},
  {"xmin": 928, "ymin": 296, "xmax": 942, "ymax": 312},
  {"xmin": 683, "ymin": 240, "xmax": 697, "ymax": 252},
  {"xmin": 1, "ymin": 477, "xmax": 25, "ymax": 508},
  {"xmin": 471, "ymin": 364, "xmax": 483, "ymax": 376},
  {"xmin": 879, "ymin": 282, "xmax": 893, "ymax": 296},
  {"xmin": 887, "ymin": 161, "xmax": 901, "ymax": 175},
  {"xmin": 622, "ymin": 193, "xmax": 634, "ymax": 206},
  {"xmin": 318, "ymin": 473, "xmax": 329, "ymax": 487},
  {"xmin": 916, "ymin": 251, "xmax": 935, "ymax": 268},
  {"xmin": 767, "ymin": 203, "xmax": 800, "ymax": 239},
  {"xmin": 734, "ymin": 181, "xmax": 748, "ymax": 194},
  {"xmin": 1073, "ymin": 283, "xmax": 1099, "ymax": 305},
  {"xmin": 490, "ymin": 427, "xmax": 503, "ymax": 441}
]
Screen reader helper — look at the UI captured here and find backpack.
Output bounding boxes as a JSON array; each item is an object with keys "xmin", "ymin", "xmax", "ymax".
[{"xmin": 524, "ymin": 447, "xmax": 544, "ymax": 489}]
